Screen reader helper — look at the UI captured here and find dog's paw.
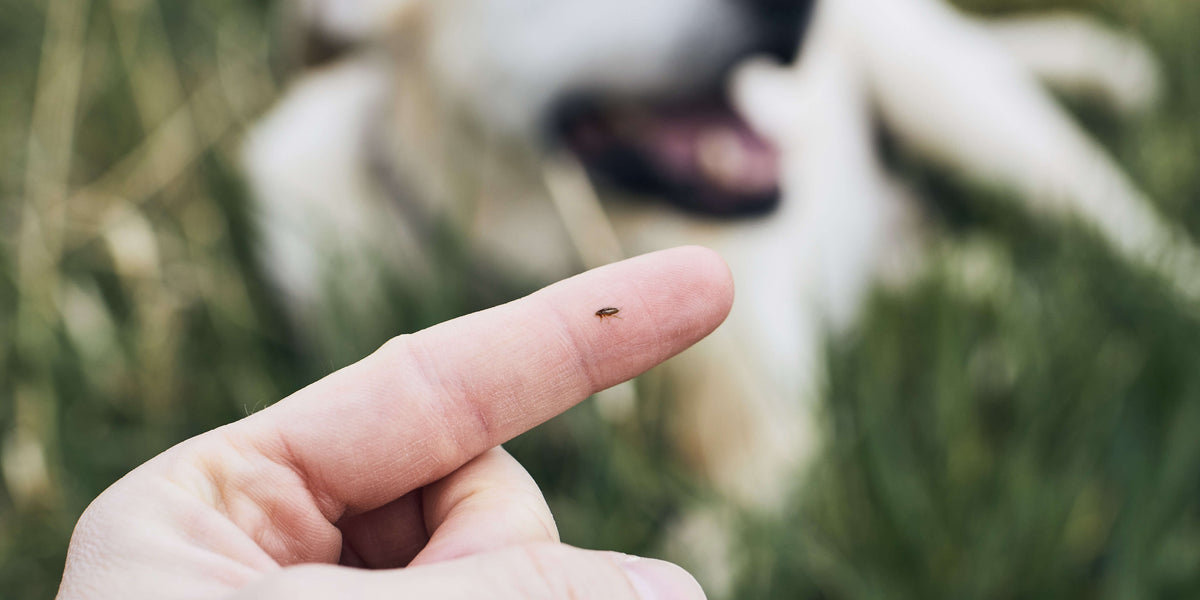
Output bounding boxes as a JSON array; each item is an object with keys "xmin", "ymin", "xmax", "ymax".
[{"xmin": 985, "ymin": 12, "xmax": 1163, "ymax": 115}]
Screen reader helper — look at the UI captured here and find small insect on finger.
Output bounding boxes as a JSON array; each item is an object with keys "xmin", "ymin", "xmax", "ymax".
[{"xmin": 595, "ymin": 307, "xmax": 621, "ymax": 320}]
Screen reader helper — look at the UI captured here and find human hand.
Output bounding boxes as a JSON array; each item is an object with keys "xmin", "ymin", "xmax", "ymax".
[{"xmin": 57, "ymin": 247, "xmax": 733, "ymax": 600}]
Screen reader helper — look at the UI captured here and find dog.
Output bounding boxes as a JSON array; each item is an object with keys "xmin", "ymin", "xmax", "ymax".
[{"xmin": 244, "ymin": 0, "xmax": 1197, "ymax": 526}]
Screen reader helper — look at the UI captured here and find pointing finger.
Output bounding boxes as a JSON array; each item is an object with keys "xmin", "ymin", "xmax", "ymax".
[{"xmin": 239, "ymin": 246, "xmax": 733, "ymax": 518}]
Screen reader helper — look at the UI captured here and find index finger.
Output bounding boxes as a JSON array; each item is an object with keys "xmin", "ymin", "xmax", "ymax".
[{"xmin": 242, "ymin": 246, "xmax": 733, "ymax": 517}]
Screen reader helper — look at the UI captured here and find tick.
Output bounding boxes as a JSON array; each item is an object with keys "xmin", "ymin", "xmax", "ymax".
[{"xmin": 595, "ymin": 307, "xmax": 621, "ymax": 320}]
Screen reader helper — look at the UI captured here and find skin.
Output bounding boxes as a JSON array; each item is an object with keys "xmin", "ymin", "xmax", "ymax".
[{"xmin": 57, "ymin": 246, "xmax": 733, "ymax": 600}]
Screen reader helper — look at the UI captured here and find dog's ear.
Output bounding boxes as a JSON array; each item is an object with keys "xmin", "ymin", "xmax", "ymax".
[{"xmin": 296, "ymin": 0, "xmax": 424, "ymax": 57}]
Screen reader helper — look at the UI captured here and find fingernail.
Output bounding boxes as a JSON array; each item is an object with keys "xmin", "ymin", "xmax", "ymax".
[{"xmin": 621, "ymin": 556, "xmax": 707, "ymax": 600}]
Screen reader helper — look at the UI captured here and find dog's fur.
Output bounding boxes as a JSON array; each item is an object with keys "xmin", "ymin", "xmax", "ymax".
[{"xmin": 245, "ymin": 0, "xmax": 1198, "ymax": 518}]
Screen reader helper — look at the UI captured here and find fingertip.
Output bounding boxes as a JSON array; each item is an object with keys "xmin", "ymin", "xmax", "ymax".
[
  {"xmin": 658, "ymin": 245, "xmax": 736, "ymax": 334},
  {"xmin": 682, "ymin": 245, "xmax": 735, "ymax": 321}
]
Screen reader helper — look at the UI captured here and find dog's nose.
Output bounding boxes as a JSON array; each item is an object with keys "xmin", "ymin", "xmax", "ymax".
[{"xmin": 738, "ymin": 0, "xmax": 816, "ymax": 63}]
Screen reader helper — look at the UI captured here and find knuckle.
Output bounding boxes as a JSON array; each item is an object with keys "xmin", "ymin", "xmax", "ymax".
[
  {"xmin": 376, "ymin": 333, "xmax": 414, "ymax": 360},
  {"xmin": 373, "ymin": 332, "xmax": 492, "ymax": 466}
]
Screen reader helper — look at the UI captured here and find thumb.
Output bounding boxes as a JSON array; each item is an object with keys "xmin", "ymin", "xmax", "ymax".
[{"xmin": 239, "ymin": 543, "xmax": 707, "ymax": 600}]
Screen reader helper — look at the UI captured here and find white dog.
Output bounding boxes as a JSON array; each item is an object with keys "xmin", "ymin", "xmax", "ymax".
[{"xmin": 244, "ymin": 0, "xmax": 1196, "ymax": 519}]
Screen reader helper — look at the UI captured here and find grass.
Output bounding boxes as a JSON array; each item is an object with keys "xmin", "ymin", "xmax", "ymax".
[{"xmin": 1, "ymin": 0, "xmax": 1198, "ymax": 598}]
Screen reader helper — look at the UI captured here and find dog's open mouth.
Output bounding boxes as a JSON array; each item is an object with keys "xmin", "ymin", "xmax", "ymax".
[{"xmin": 552, "ymin": 96, "xmax": 781, "ymax": 217}]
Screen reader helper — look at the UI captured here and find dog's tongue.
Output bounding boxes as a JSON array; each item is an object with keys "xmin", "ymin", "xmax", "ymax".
[
  {"xmin": 640, "ymin": 110, "xmax": 780, "ymax": 199},
  {"xmin": 560, "ymin": 101, "xmax": 781, "ymax": 216}
]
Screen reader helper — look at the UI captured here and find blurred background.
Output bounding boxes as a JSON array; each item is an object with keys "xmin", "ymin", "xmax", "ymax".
[{"xmin": 2, "ymin": 0, "xmax": 1200, "ymax": 598}]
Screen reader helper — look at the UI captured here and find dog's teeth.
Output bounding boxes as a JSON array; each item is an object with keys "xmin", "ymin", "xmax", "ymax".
[{"xmin": 697, "ymin": 126, "xmax": 749, "ymax": 189}]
